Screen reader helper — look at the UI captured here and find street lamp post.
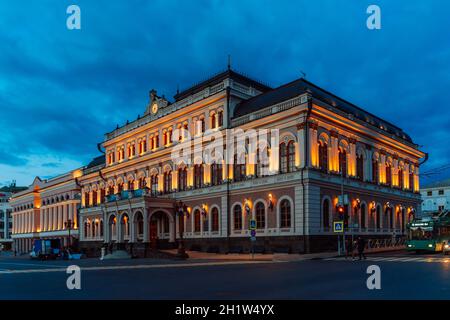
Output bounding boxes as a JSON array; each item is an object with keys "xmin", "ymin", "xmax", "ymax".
[
  {"xmin": 176, "ymin": 201, "xmax": 189, "ymax": 259},
  {"xmin": 64, "ymin": 219, "xmax": 75, "ymax": 248}
]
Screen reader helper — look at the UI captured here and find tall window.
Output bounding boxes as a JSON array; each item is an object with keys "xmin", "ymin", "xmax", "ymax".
[
  {"xmin": 92, "ymin": 190, "xmax": 97, "ymax": 206},
  {"xmin": 409, "ymin": 171, "xmax": 414, "ymax": 190},
  {"xmin": 194, "ymin": 164, "xmax": 204, "ymax": 189},
  {"xmin": 211, "ymin": 113, "xmax": 216, "ymax": 129},
  {"xmin": 280, "ymin": 199, "xmax": 291, "ymax": 228},
  {"xmin": 319, "ymin": 142, "xmax": 328, "ymax": 171},
  {"xmin": 234, "ymin": 154, "xmax": 246, "ymax": 181},
  {"xmin": 163, "ymin": 171, "xmax": 172, "ymax": 194},
  {"xmin": 356, "ymin": 154, "xmax": 364, "ymax": 181},
  {"xmin": 138, "ymin": 177, "xmax": 146, "ymax": 189},
  {"xmin": 255, "ymin": 202, "xmax": 265, "ymax": 229},
  {"xmin": 386, "ymin": 163, "xmax": 392, "ymax": 186},
  {"xmin": 117, "ymin": 183, "xmax": 124, "ymax": 194},
  {"xmin": 218, "ymin": 110, "xmax": 223, "ymax": 127},
  {"xmin": 178, "ymin": 168, "xmax": 187, "ymax": 191},
  {"xmin": 372, "ymin": 159, "xmax": 379, "ymax": 183},
  {"xmin": 398, "ymin": 169, "xmax": 404, "ymax": 189},
  {"xmin": 322, "ymin": 199, "xmax": 330, "ymax": 229},
  {"xmin": 233, "ymin": 205, "xmax": 242, "ymax": 230},
  {"xmin": 194, "ymin": 209, "xmax": 201, "ymax": 232},
  {"xmin": 127, "ymin": 180, "xmax": 134, "ymax": 191},
  {"xmin": 100, "ymin": 188, "xmax": 105, "ymax": 203},
  {"xmin": 211, "ymin": 207, "xmax": 219, "ymax": 232},
  {"xmin": 280, "ymin": 143, "xmax": 287, "ymax": 173},
  {"xmin": 151, "ymin": 175, "xmax": 158, "ymax": 194},
  {"xmin": 361, "ymin": 203, "xmax": 366, "ymax": 229},
  {"xmin": 211, "ymin": 163, "xmax": 222, "ymax": 185},
  {"xmin": 339, "ymin": 148, "xmax": 347, "ymax": 177},
  {"xmin": 376, "ymin": 206, "xmax": 381, "ymax": 229}
]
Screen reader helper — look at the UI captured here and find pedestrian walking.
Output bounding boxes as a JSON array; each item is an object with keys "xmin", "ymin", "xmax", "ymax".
[{"xmin": 357, "ymin": 236, "xmax": 366, "ymax": 260}]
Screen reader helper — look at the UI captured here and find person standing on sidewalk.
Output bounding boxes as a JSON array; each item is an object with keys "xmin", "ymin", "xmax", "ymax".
[{"xmin": 357, "ymin": 236, "xmax": 367, "ymax": 260}]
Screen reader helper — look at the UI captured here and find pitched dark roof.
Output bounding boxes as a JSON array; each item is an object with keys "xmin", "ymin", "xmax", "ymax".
[
  {"xmin": 233, "ymin": 78, "xmax": 413, "ymax": 144},
  {"xmin": 174, "ymin": 69, "xmax": 271, "ymax": 101},
  {"xmin": 86, "ymin": 155, "xmax": 105, "ymax": 169}
]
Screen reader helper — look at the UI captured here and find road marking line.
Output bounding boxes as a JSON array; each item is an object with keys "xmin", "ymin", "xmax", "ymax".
[
  {"xmin": 0, "ymin": 262, "xmax": 62, "ymax": 268},
  {"xmin": 0, "ymin": 260, "xmax": 281, "ymax": 274}
]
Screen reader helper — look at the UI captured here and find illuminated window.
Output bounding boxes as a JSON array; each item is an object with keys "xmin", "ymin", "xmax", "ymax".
[
  {"xmin": 178, "ymin": 167, "xmax": 187, "ymax": 191},
  {"xmin": 163, "ymin": 171, "xmax": 172, "ymax": 194},
  {"xmin": 386, "ymin": 163, "xmax": 392, "ymax": 186},
  {"xmin": 151, "ymin": 175, "xmax": 158, "ymax": 195},
  {"xmin": 218, "ymin": 110, "xmax": 223, "ymax": 127},
  {"xmin": 211, "ymin": 113, "xmax": 216, "ymax": 129},
  {"xmin": 319, "ymin": 142, "xmax": 328, "ymax": 171},
  {"xmin": 398, "ymin": 169, "xmax": 404, "ymax": 189},
  {"xmin": 338, "ymin": 148, "xmax": 347, "ymax": 177},
  {"xmin": 233, "ymin": 154, "xmax": 246, "ymax": 182},
  {"xmin": 372, "ymin": 159, "xmax": 379, "ymax": 183},
  {"xmin": 211, "ymin": 163, "xmax": 222, "ymax": 185},
  {"xmin": 194, "ymin": 164, "xmax": 204, "ymax": 189},
  {"xmin": 322, "ymin": 199, "xmax": 330, "ymax": 229}
]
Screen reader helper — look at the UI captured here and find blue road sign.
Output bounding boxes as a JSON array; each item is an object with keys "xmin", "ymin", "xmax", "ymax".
[
  {"xmin": 333, "ymin": 221, "xmax": 344, "ymax": 233},
  {"xmin": 249, "ymin": 219, "xmax": 256, "ymax": 230}
]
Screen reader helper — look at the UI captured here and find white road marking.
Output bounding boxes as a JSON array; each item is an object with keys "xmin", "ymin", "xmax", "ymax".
[
  {"xmin": 323, "ymin": 256, "xmax": 450, "ymax": 263},
  {"xmin": 0, "ymin": 260, "xmax": 281, "ymax": 275},
  {"xmin": 0, "ymin": 262, "xmax": 62, "ymax": 268}
]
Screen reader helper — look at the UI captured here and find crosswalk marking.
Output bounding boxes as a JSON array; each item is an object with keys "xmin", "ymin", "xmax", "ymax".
[{"xmin": 323, "ymin": 256, "xmax": 450, "ymax": 263}]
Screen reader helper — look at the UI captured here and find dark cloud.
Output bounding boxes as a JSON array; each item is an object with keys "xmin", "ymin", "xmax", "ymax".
[{"xmin": 0, "ymin": 0, "xmax": 449, "ymax": 184}]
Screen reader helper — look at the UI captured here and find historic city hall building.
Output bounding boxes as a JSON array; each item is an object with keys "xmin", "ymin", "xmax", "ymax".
[
  {"xmin": 11, "ymin": 68, "xmax": 426, "ymax": 254},
  {"xmin": 10, "ymin": 171, "xmax": 81, "ymax": 253}
]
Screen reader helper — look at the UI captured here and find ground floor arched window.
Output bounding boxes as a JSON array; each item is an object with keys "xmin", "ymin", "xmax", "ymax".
[
  {"xmin": 255, "ymin": 202, "xmax": 265, "ymax": 229},
  {"xmin": 194, "ymin": 209, "xmax": 201, "ymax": 232},
  {"xmin": 233, "ymin": 205, "xmax": 242, "ymax": 230},
  {"xmin": 280, "ymin": 199, "xmax": 291, "ymax": 228},
  {"xmin": 211, "ymin": 207, "xmax": 219, "ymax": 232}
]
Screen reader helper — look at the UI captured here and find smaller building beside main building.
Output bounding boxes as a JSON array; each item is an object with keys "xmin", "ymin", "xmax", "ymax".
[
  {"xmin": 0, "ymin": 182, "xmax": 27, "ymax": 250},
  {"xmin": 421, "ymin": 179, "xmax": 450, "ymax": 215},
  {"xmin": 10, "ymin": 171, "xmax": 82, "ymax": 254}
]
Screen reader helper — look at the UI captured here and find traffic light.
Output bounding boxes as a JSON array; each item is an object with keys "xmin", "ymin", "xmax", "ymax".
[{"xmin": 336, "ymin": 204, "xmax": 345, "ymax": 220}]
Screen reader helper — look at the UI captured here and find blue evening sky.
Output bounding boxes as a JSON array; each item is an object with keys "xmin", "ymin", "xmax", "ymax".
[{"xmin": 0, "ymin": 0, "xmax": 449, "ymax": 187}]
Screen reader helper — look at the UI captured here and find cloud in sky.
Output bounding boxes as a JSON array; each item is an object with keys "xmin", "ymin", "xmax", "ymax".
[{"xmin": 0, "ymin": 0, "xmax": 449, "ymax": 186}]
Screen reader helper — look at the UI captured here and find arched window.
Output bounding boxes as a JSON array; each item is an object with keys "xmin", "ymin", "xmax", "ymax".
[
  {"xmin": 84, "ymin": 221, "xmax": 90, "ymax": 238},
  {"xmin": 178, "ymin": 167, "xmax": 187, "ymax": 191},
  {"xmin": 356, "ymin": 154, "xmax": 364, "ymax": 181},
  {"xmin": 108, "ymin": 185, "xmax": 114, "ymax": 195},
  {"xmin": 280, "ymin": 199, "xmax": 291, "ymax": 228},
  {"xmin": 361, "ymin": 203, "xmax": 366, "ymax": 229},
  {"xmin": 138, "ymin": 177, "xmax": 146, "ymax": 189},
  {"xmin": 233, "ymin": 205, "xmax": 242, "ymax": 230},
  {"xmin": 386, "ymin": 163, "xmax": 392, "ymax": 186},
  {"xmin": 339, "ymin": 148, "xmax": 347, "ymax": 177},
  {"xmin": 376, "ymin": 206, "xmax": 381, "ymax": 229},
  {"xmin": 319, "ymin": 142, "xmax": 328, "ymax": 171},
  {"xmin": 211, "ymin": 207, "xmax": 219, "ymax": 232},
  {"xmin": 398, "ymin": 169, "xmax": 404, "ymax": 189},
  {"xmin": 194, "ymin": 164, "xmax": 204, "ymax": 189},
  {"xmin": 280, "ymin": 142, "xmax": 287, "ymax": 173},
  {"xmin": 100, "ymin": 188, "xmax": 106, "ymax": 203},
  {"xmin": 92, "ymin": 190, "xmax": 97, "ymax": 206},
  {"xmin": 255, "ymin": 202, "xmax": 265, "ymax": 229},
  {"xmin": 218, "ymin": 110, "xmax": 223, "ymax": 127},
  {"xmin": 211, "ymin": 113, "xmax": 216, "ymax": 129},
  {"xmin": 121, "ymin": 214, "xmax": 129, "ymax": 238},
  {"xmin": 372, "ymin": 159, "xmax": 379, "ymax": 183},
  {"xmin": 117, "ymin": 182, "xmax": 124, "ymax": 194},
  {"xmin": 127, "ymin": 179, "xmax": 134, "ymax": 191},
  {"xmin": 409, "ymin": 171, "xmax": 414, "ymax": 191},
  {"xmin": 163, "ymin": 171, "xmax": 172, "ymax": 194},
  {"xmin": 322, "ymin": 199, "xmax": 330, "ymax": 229},
  {"xmin": 233, "ymin": 154, "xmax": 246, "ymax": 181},
  {"xmin": 211, "ymin": 163, "xmax": 223, "ymax": 185},
  {"xmin": 288, "ymin": 141, "xmax": 295, "ymax": 172},
  {"xmin": 151, "ymin": 175, "xmax": 159, "ymax": 195},
  {"xmin": 136, "ymin": 213, "xmax": 143, "ymax": 239},
  {"xmin": 255, "ymin": 148, "xmax": 269, "ymax": 178},
  {"xmin": 194, "ymin": 209, "xmax": 201, "ymax": 232}
]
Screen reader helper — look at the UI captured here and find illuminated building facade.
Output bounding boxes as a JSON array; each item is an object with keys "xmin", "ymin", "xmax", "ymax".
[
  {"xmin": 75, "ymin": 68, "xmax": 425, "ymax": 254},
  {"xmin": 10, "ymin": 171, "xmax": 82, "ymax": 254},
  {"xmin": 0, "ymin": 183, "xmax": 27, "ymax": 250}
]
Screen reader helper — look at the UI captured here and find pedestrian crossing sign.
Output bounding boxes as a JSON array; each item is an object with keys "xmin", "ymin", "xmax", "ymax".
[{"xmin": 333, "ymin": 221, "xmax": 344, "ymax": 233}]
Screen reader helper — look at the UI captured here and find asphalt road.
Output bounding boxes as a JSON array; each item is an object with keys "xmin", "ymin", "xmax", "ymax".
[{"xmin": 0, "ymin": 251, "xmax": 449, "ymax": 300}]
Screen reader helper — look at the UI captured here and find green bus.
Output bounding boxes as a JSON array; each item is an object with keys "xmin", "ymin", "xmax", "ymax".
[{"xmin": 406, "ymin": 212, "xmax": 450, "ymax": 253}]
